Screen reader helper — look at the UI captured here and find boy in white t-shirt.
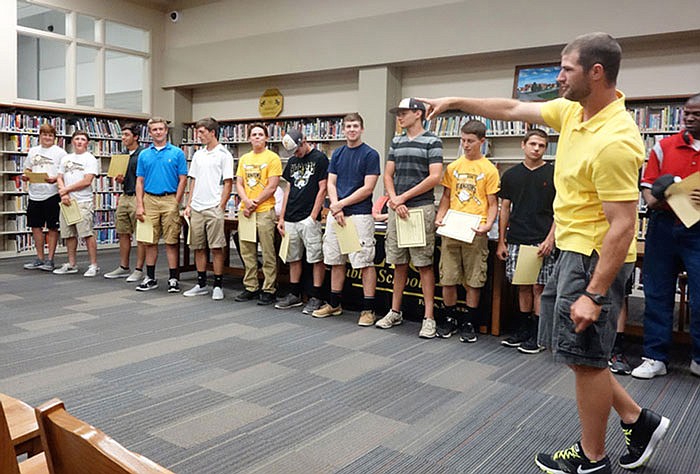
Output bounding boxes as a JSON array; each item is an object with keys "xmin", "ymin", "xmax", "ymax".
[
  {"xmin": 183, "ymin": 117, "xmax": 234, "ymax": 300},
  {"xmin": 54, "ymin": 131, "xmax": 100, "ymax": 277},
  {"xmin": 21, "ymin": 123, "xmax": 67, "ymax": 271}
]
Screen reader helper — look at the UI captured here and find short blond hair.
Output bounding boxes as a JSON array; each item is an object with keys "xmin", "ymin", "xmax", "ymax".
[{"xmin": 147, "ymin": 116, "xmax": 169, "ymax": 130}]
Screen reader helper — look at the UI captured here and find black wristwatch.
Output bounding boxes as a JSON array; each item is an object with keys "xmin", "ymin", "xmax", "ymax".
[{"xmin": 582, "ymin": 290, "xmax": 607, "ymax": 306}]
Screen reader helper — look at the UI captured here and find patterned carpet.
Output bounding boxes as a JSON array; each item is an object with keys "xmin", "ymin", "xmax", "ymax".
[{"xmin": 0, "ymin": 250, "xmax": 697, "ymax": 473}]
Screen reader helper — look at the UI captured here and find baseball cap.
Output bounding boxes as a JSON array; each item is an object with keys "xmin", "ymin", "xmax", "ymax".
[
  {"xmin": 389, "ymin": 98, "xmax": 426, "ymax": 114},
  {"xmin": 282, "ymin": 129, "xmax": 304, "ymax": 152}
]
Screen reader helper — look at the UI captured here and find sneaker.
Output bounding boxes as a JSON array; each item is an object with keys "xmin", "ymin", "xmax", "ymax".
[
  {"xmin": 104, "ymin": 266, "xmax": 130, "ymax": 279},
  {"xmin": 126, "ymin": 269, "xmax": 144, "ymax": 282},
  {"xmin": 302, "ymin": 297, "xmax": 324, "ymax": 315},
  {"xmin": 212, "ymin": 286, "xmax": 224, "ymax": 301},
  {"xmin": 136, "ymin": 277, "xmax": 158, "ymax": 291},
  {"xmin": 459, "ymin": 322, "xmax": 477, "ymax": 343},
  {"xmin": 234, "ymin": 289, "xmax": 260, "ymax": 302},
  {"xmin": 39, "ymin": 259, "xmax": 55, "ymax": 272},
  {"xmin": 436, "ymin": 316, "xmax": 458, "ymax": 338},
  {"xmin": 518, "ymin": 336, "xmax": 546, "ymax": 354},
  {"xmin": 535, "ymin": 442, "xmax": 612, "ymax": 474},
  {"xmin": 312, "ymin": 303, "xmax": 343, "ymax": 318},
  {"xmin": 167, "ymin": 278, "xmax": 180, "ymax": 293},
  {"xmin": 501, "ymin": 325, "xmax": 530, "ymax": 347},
  {"xmin": 23, "ymin": 258, "xmax": 44, "ymax": 270},
  {"xmin": 258, "ymin": 292, "xmax": 275, "ymax": 305},
  {"xmin": 83, "ymin": 264, "xmax": 100, "ymax": 278},
  {"xmin": 691, "ymin": 360, "xmax": 700, "ymax": 377},
  {"xmin": 274, "ymin": 293, "xmax": 303, "ymax": 309},
  {"xmin": 609, "ymin": 352, "xmax": 632, "ymax": 375},
  {"xmin": 358, "ymin": 310, "xmax": 376, "ymax": 327},
  {"xmin": 631, "ymin": 358, "xmax": 667, "ymax": 379},
  {"xmin": 619, "ymin": 408, "xmax": 670, "ymax": 470},
  {"xmin": 183, "ymin": 284, "xmax": 209, "ymax": 297},
  {"xmin": 419, "ymin": 318, "xmax": 437, "ymax": 338},
  {"xmin": 375, "ymin": 309, "xmax": 403, "ymax": 329},
  {"xmin": 53, "ymin": 263, "xmax": 78, "ymax": 275}
]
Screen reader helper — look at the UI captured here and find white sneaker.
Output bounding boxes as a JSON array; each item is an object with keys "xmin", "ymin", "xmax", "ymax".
[
  {"xmin": 83, "ymin": 264, "xmax": 100, "ymax": 277},
  {"xmin": 126, "ymin": 269, "xmax": 144, "ymax": 282},
  {"xmin": 104, "ymin": 266, "xmax": 130, "ymax": 279},
  {"xmin": 212, "ymin": 287, "xmax": 224, "ymax": 300},
  {"xmin": 375, "ymin": 309, "xmax": 403, "ymax": 329},
  {"xmin": 53, "ymin": 263, "xmax": 78, "ymax": 275},
  {"xmin": 419, "ymin": 318, "xmax": 437, "ymax": 338},
  {"xmin": 631, "ymin": 358, "xmax": 667, "ymax": 379},
  {"xmin": 691, "ymin": 360, "xmax": 700, "ymax": 377},
  {"xmin": 183, "ymin": 284, "xmax": 209, "ymax": 297}
]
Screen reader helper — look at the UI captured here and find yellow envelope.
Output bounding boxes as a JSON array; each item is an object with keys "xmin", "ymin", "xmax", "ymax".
[
  {"xmin": 107, "ymin": 154, "xmax": 130, "ymax": 178},
  {"xmin": 59, "ymin": 199, "xmax": 82, "ymax": 225},
  {"xmin": 136, "ymin": 218, "xmax": 155, "ymax": 244},
  {"xmin": 512, "ymin": 245, "xmax": 543, "ymax": 285},
  {"xmin": 25, "ymin": 172, "xmax": 50, "ymax": 184},
  {"xmin": 665, "ymin": 172, "xmax": 700, "ymax": 228},
  {"xmin": 334, "ymin": 218, "xmax": 362, "ymax": 255},
  {"xmin": 238, "ymin": 212, "xmax": 257, "ymax": 243},
  {"xmin": 396, "ymin": 208, "xmax": 426, "ymax": 248},
  {"xmin": 278, "ymin": 232, "xmax": 290, "ymax": 263}
]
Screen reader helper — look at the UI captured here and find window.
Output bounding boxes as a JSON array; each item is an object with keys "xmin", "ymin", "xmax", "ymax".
[{"xmin": 16, "ymin": 1, "xmax": 150, "ymax": 113}]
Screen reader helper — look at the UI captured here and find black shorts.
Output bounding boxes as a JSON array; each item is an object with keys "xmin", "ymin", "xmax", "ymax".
[{"xmin": 26, "ymin": 195, "xmax": 60, "ymax": 230}]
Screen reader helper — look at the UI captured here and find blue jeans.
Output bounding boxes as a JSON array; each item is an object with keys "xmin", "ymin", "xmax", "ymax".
[{"xmin": 642, "ymin": 211, "xmax": 700, "ymax": 363}]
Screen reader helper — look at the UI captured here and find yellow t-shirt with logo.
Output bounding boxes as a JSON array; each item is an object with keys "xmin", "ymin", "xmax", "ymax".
[
  {"xmin": 236, "ymin": 148, "xmax": 282, "ymax": 213},
  {"xmin": 441, "ymin": 155, "xmax": 500, "ymax": 223},
  {"xmin": 540, "ymin": 92, "xmax": 644, "ymax": 263}
]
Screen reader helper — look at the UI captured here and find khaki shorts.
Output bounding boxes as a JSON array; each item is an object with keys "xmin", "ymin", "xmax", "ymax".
[
  {"xmin": 143, "ymin": 193, "xmax": 181, "ymax": 245},
  {"xmin": 323, "ymin": 213, "xmax": 375, "ymax": 269},
  {"xmin": 115, "ymin": 194, "xmax": 137, "ymax": 235},
  {"xmin": 189, "ymin": 206, "xmax": 226, "ymax": 250},
  {"xmin": 439, "ymin": 234, "xmax": 489, "ymax": 288},
  {"xmin": 286, "ymin": 218, "xmax": 323, "ymax": 263},
  {"xmin": 385, "ymin": 204, "xmax": 436, "ymax": 267},
  {"xmin": 60, "ymin": 200, "xmax": 94, "ymax": 239}
]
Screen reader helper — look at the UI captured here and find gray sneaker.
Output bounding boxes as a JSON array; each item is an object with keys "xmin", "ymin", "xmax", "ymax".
[
  {"xmin": 39, "ymin": 259, "xmax": 55, "ymax": 272},
  {"xmin": 302, "ymin": 297, "xmax": 324, "ymax": 315},
  {"xmin": 53, "ymin": 263, "xmax": 79, "ymax": 275},
  {"xmin": 126, "ymin": 269, "xmax": 144, "ymax": 282},
  {"xmin": 23, "ymin": 258, "xmax": 43, "ymax": 270},
  {"xmin": 183, "ymin": 284, "xmax": 209, "ymax": 297},
  {"xmin": 375, "ymin": 309, "xmax": 403, "ymax": 329},
  {"xmin": 275, "ymin": 293, "xmax": 303, "ymax": 309},
  {"xmin": 419, "ymin": 318, "xmax": 437, "ymax": 338},
  {"xmin": 104, "ymin": 266, "xmax": 131, "ymax": 279}
]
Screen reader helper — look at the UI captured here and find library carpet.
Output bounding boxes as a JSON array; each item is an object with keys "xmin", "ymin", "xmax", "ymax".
[{"xmin": 0, "ymin": 250, "xmax": 698, "ymax": 473}]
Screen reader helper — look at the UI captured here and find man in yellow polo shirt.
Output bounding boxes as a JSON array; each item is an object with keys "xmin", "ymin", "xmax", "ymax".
[
  {"xmin": 234, "ymin": 124, "xmax": 282, "ymax": 305},
  {"xmin": 421, "ymin": 32, "xmax": 669, "ymax": 474}
]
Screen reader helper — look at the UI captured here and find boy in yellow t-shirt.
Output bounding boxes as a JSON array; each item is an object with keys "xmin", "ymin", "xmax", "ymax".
[
  {"xmin": 434, "ymin": 120, "xmax": 500, "ymax": 342},
  {"xmin": 234, "ymin": 124, "xmax": 282, "ymax": 305}
]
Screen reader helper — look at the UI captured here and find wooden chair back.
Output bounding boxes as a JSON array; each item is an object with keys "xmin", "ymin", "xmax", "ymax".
[
  {"xmin": 1, "ymin": 399, "xmax": 48, "ymax": 474},
  {"xmin": 35, "ymin": 399, "xmax": 174, "ymax": 474}
]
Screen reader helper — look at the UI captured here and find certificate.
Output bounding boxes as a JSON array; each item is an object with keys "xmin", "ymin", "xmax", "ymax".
[
  {"xmin": 59, "ymin": 199, "xmax": 82, "ymax": 225},
  {"xmin": 24, "ymin": 172, "xmax": 50, "ymax": 184},
  {"xmin": 396, "ymin": 208, "xmax": 426, "ymax": 248},
  {"xmin": 107, "ymin": 154, "xmax": 130, "ymax": 178},
  {"xmin": 665, "ymin": 172, "xmax": 700, "ymax": 228},
  {"xmin": 278, "ymin": 232, "xmax": 291, "ymax": 263},
  {"xmin": 512, "ymin": 245, "xmax": 543, "ymax": 285},
  {"xmin": 334, "ymin": 218, "xmax": 362, "ymax": 255},
  {"xmin": 436, "ymin": 209, "xmax": 482, "ymax": 243},
  {"xmin": 136, "ymin": 218, "xmax": 155, "ymax": 244},
  {"xmin": 238, "ymin": 212, "xmax": 257, "ymax": 243}
]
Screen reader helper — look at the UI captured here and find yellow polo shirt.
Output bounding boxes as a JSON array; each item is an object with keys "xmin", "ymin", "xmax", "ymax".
[
  {"xmin": 540, "ymin": 92, "xmax": 644, "ymax": 262},
  {"xmin": 236, "ymin": 148, "xmax": 282, "ymax": 213}
]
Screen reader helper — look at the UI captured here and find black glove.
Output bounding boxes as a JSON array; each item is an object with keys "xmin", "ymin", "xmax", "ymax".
[{"xmin": 651, "ymin": 174, "xmax": 675, "ymax": 200}]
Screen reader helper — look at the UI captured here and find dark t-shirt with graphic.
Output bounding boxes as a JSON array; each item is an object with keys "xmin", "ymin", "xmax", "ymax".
[{"xmin": 282, "ymin": 148, "xmax": 329, "ymax": 222}]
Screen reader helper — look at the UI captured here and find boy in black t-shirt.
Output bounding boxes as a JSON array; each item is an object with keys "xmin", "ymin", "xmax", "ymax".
[
  {"xmin": 275, "ymin": 130, "xmax": 329, "ymax": 314},
  {"xmin": 496, "ymin": 129, "xmax": 557, "ymax": 353}
]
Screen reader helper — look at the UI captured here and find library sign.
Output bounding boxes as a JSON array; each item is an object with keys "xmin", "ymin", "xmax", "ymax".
[{"xmin": 259, "ymin": 88, "xmax": 283, "ymax": 118}]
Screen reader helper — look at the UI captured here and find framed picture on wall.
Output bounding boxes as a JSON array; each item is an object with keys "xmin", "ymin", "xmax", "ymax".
[{"xmin": 513, "ymin": 63, "xmax": 561, "ymax": 102}]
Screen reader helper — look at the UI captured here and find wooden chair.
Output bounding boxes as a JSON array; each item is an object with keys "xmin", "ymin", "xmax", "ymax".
[
  {"xmin": 1, "ymin": 399, "xmax": 48, "ymax": 474},
  {"xmin": 35, "ymin": 398, "xmax": 174, "ymax": 474},
  {"xmin": 0, "ymin": 393, "xmax": 42, "ymax": 457}
]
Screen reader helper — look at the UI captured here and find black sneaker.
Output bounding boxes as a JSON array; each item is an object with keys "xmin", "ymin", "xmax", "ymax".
[
  {"xmin": 167, "ymin": 278, "xmax": 180, "ymax": 293},
  {"xmin": 535, "ymin": 442, "xmax": 612, "ymax": 474},
  {"xmin": 459, "ymin": 322, "xmax": 477, "ymax": 343},
  {"xmin": 258, "ymin": 292, "xmax": 275, "ymax": 305},
  {"xmin": 436, "ymin": 316, "xmax": 458, "ymax": 338},
  {"xmin": 136, "ymin": 278, "xmax": 158, "ymax": 291},
  {"xmin": 235, "ymin": 289, "xmax": 260, "ymax": 302},
  {"xmin": 518, "ymin": 335, "xmax": 546, "ymax": 354},
  {"xmin": 501, "ymin": 327, "xmax": 530, "ymax": 347},
  {"xmin": 609, "ymin": 352, "xmax": 632, "ymax": 375},
  {"xmin": 619, "ymin": 408, "xmax": 670, "ymax": 470}
]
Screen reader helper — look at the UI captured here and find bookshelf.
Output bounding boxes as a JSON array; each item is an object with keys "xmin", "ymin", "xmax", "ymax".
[{"xmin": 0, "ymin": 105, "xmax": 149, "ymax": 257}]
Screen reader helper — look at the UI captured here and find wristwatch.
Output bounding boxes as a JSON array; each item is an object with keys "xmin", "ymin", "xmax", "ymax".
[{"xmin": 582, "ymin": 290, "xmax": 607, "ymax": 306}]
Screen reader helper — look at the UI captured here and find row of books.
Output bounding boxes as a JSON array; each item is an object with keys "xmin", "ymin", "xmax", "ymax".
[
  {"xmin": 2, "ymin": 134, "xmax": 68, "ymax": 152},
  {"xmin": 0, "ymin": 112, "xmax": 151, "ymax": 141},
  {"xmin": 93, "ymin": 176, "xmax": 122, "ymax": 193},
  {"xmin": 0, "ymin": 113, "xmax": 72, "ymax": 135},
  {"xmin": 423, "ymin": 115, "xmax": 528, "ymax": 137},
  {"xmin": 3, "ymin": 194, "xmax": 28, "ymax": 212},
  {"xmin": 94, "ymin": 209, "xmax": 114, "ymax": 227},
  {"xmin": 628, "ymin": 105, "xmax": 684, "ymax": 132},
  {"xmin": 12, "ymin": 229, "xmax": 118, "ymax": 252},
  {"xmin": 94, "ymin": 192, "xmax": 121, "ymax": 209},
  {"xmin": 182, "ymin": 117, "xmax": 346, "ymax": 144}
]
